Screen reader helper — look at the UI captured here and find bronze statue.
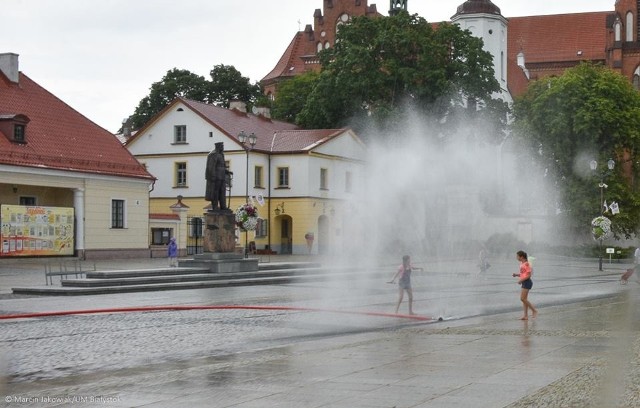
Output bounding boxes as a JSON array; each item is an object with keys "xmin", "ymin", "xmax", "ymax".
[{"xmin": 205, "ymin": 142, "xmax": 230, "ymax": 211}]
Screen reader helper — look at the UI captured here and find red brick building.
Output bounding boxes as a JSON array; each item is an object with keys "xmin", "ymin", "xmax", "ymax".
[
  {"xmin": 262, "ymin": 0, "xmax": 640, "ymax": 101},
  {"xmin": 261, "ymin": 0, "xmax": 383, "ymax": 99}
]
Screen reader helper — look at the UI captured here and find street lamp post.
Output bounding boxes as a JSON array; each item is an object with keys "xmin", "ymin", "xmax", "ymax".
[
  {"xmin": 589, "ymin": 158, "xmax": 615, "ymax": 271},
  {"xmin": 238, "ymin": 131, "xmax": 257, "ymax": 258}
]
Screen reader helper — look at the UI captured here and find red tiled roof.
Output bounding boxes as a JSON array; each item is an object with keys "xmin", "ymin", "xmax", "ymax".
[
  {"xmin": 0, "ymin": 73, "xmax": 153, "ymax": 180},
  {"xmin": 169, "ymin": 98, "xmax": 301, "ymax": 152},
  {"xmin": 181, "ymin": 101, "xmax": 348, "ymax": 153},
  {"xmin": 507, "ymin": 12, "xmax": 609, "ymax": 96},
  {"xmin": 508, "ymin": 12, "xmax": 608, "ymax": 63},
  {"xmin": 127, "ymin": 98, "xmax": 349, "ymax": 155},
  {"xmin": 271, "ymin": 129, "xmax": 346, "ymax": 153},
  {"xmin": 261, "ymin": 33, "xmax": 308, "ymax": 83}
]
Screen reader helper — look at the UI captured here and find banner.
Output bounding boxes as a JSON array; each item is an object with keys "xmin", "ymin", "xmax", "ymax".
[{"xmin": 1, "ymin": 205, "xmax": 74, "ymax": 257}]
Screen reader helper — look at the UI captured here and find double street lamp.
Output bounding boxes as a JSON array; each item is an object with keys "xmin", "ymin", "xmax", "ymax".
[
  {"xmin": 589, "ymin": 158, "xmax": 615, "ymax": 271},
  {"xmin": 238, "ymin": 131, "xmax": 257, "ymax": 257}
]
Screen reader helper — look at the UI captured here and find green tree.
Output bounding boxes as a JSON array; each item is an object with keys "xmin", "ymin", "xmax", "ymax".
[
  {"xmin": 513, "ymin": 62, "xmax": 640, "ymax": 238},
  {"xmin": 129, "ymin": 66, "xmax": 261, "ymax": 130},
  {"xmin": 130, "ymin": 68, "xmax": 211, "ymax": 130},
  {"xmin": 209, "ymin": 64, "xmax": 262, "ymax": 108},
  {"xmin": 296, "ymin": 12, "xmax": 507, "ymax": 136},
  {"xmin": 271, "ymin": 71, "xmax": 320, "ymax": 123}
]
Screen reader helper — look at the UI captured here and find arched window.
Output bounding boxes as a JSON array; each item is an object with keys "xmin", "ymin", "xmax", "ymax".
[
  {"xmin": 633, "ymin": 67, "xmax": 640, "ymax": 90},
  {"xmin": 626, "ymin": 12, "xmax": 634, "ymax": 42},
  {"xmin": 324, "ymin": 41, "xmax": 330, "ymax": 49},
  {"xmin": 336, "ymin": 13, "xmax": 349, "ymax": 33},
  {"xmin": 614, "ymin": 17, "xmax": 622, "ymax": 42},
  {"xmin": 317, "ymin": 42, "xmax": 323, "ymax": 53}
]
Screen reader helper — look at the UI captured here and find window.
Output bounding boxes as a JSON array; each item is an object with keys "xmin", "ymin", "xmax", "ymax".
[
  {"xmin": 627, "ymin": 12, "xmax": 634, "ymax": 42},
  {"xmin": 14, "ymin": 124, "xmax": 25, "ymax": 142},
  {"xmin": 174, "ymin": 125, "xmax": 187, "ymax": 143},
  {"xmin": 189, "ymin": 218, "xmax": 203, "ymax": 238},
  {"xmin": 254, "ymin": 166, "xmax": 263, "ymax": 188},
  {"xmin": 255, "ymin": 218, "xmax": 268, "ymax": 237},
  {"xmin": 19, "ymin": 196, "xmax": 36, "ymax": 206},
  {"xmin": 175, "ymin": 162, "xmax": 187, "ymax": 187},
  {"xmin": 320, "ymin": 168, "xmax": 328, "ymax": 190},
  {"xmin": 151, "ymin": 228, "xmax": 172, "ymax": 245},
  {"xmin": 277, "ymin": 167, "xmax": 289, "ymax": 187},
  {"xmin": 111, "ymin": 199, "xmax": 125, "ymax": 229},
  {"xmin": 345, "ymin": 171, "xmax": 352, "ymax": 193}
]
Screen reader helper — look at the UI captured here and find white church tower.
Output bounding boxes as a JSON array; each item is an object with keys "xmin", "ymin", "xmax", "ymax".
[{"xmin": 451, "ymin": 0, "xmax": 512, "ymax": 103}]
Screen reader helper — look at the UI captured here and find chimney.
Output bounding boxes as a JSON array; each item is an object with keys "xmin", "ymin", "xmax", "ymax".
[
  {"xmin": 254, "ymin": 106, "xmax": 271, "ymax": 119},
  {"xmin": 229, "ymin": 100, "xmax": 247, "ymax": 113},
  {"xmin": 0, "ymin": 53, "xmax": 19, "ymax": 83},
  {"xmin": 516, "ymin": 51, "xmax": 530, "ymax": 80}
]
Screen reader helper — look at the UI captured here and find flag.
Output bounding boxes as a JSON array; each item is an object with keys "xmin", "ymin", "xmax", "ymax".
[
  {"xmin": 603, "ymin": 200, "xmax": 609, "ymax": 213},
  {"xmin": 610, "ymin": 201, "xmax": 620, "ymax": 215},
  {"xmin": 256, "ymin": 194, "xmax": 265, "ymax": 206}
]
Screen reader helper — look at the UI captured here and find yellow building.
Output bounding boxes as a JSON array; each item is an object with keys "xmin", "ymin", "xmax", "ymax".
[{"xmin": 0, "ymin": 53, "xmax": 155, "ymax": 259}]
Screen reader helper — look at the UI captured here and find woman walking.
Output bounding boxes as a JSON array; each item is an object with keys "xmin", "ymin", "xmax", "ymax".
[
  {"xmin": 388, "ymin": 255, "xmax": 424, "ymax": 315},
  {"xmin": 167, "ymin": 237, "xmax": 178, "ymax": 267},
  {"xmin": 513, "ymin": 250, "xmax": 537, "ymax": 320}
]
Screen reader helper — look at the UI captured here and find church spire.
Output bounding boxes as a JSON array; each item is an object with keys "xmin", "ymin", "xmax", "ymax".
[{"xmin": 389, "ymin": 0, "xmax": 407, "ymax": 16}]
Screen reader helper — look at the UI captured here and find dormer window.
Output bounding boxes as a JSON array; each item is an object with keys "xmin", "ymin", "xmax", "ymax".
[
  {"xmin": 0, "ymin": 113, "xmax": 30, "ymax": 144},
  {"xmin": 14, "ymin": 124, "xmax": 25, "ymax": 142}
]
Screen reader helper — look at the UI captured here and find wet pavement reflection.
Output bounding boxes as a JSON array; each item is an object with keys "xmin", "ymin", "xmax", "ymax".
[{"xmin": 1, "ymin": 256, "xmax": 638, "ymax": 407}]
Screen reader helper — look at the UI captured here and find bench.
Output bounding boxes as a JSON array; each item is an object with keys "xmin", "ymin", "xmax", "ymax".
[{"xmin": 44, "ymin": 260, "xmax": 96, "ymax": 285}]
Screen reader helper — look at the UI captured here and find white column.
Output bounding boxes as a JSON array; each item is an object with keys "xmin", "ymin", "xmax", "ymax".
[{"xmin": 73, "ymin": 188, "xmax": 85, "ymax": 257}]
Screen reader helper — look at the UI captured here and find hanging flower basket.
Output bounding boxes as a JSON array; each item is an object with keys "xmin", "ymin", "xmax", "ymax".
[
  {"xmin": 591, "ymin": 216, "xmax": 612, "ymax": 241},
  {"xmin": 235, "ymin": 203, "xmax": 258, "ymax": 231}
]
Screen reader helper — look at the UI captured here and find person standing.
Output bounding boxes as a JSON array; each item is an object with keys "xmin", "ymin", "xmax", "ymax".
[
  {"xmin": 513, "ymin": 250, "xmax": 537, "ymax": 320},
  {"xmin": 167, "ymin": 237, "xmax": 178, "ymax": 267},
  {"xmin": 478, "ymin": 248, "xmax": 490, "ymax": 276},
  {"xmin": 388, "ymin": 255, "xmax": 424, "ymax": 315}
]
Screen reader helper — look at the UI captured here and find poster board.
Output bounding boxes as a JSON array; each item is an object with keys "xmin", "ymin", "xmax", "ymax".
[{"xmin": 1, "ymin": 205, "xmax": 74, "ymax": 257}]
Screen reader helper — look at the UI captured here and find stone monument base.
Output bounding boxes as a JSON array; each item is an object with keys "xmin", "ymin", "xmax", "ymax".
[
  {"xmin": 203, "ymin": 211, "xmax": 236, "ymax": 253},
  {"xmin": 186, "ymin": 211, "xmax": 258, "ymax": 273},
  {"xmin": 179, "ymin": 252, "xmax": 258, "ymax": 273}
]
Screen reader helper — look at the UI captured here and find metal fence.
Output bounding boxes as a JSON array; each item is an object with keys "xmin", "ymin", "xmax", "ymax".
[{"xmin": 187, "ymin": 216, "xmax": 204, "ymax": 255}]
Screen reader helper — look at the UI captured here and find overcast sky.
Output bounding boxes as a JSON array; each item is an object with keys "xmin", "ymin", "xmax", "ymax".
[{"xmin": 2, "ymin": 0, "xmax": 614, "ymax": 132}]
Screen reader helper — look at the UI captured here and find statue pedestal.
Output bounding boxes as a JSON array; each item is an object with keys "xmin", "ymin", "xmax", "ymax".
[
  {"xmin": 203, "ymin": 211, "xmax": 236, "ymax": 253},
  {"xmin": 181, "ymin": 211, "xmax": 258, "ymax": 273}
]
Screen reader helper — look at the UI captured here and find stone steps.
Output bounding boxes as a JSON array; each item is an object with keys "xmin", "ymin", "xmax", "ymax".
[
  {"xmin": 10, "ymin": 261, "xmax": 348, "ymax": 296},
  {"xmin": 64, "ymin": 267, "xmax": 330, "ymax": 287}
]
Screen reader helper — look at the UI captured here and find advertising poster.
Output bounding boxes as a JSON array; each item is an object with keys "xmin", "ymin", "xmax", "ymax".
[{"xmin": 0, "ymin": 205, "xmax": 74, "ymax": 257}]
